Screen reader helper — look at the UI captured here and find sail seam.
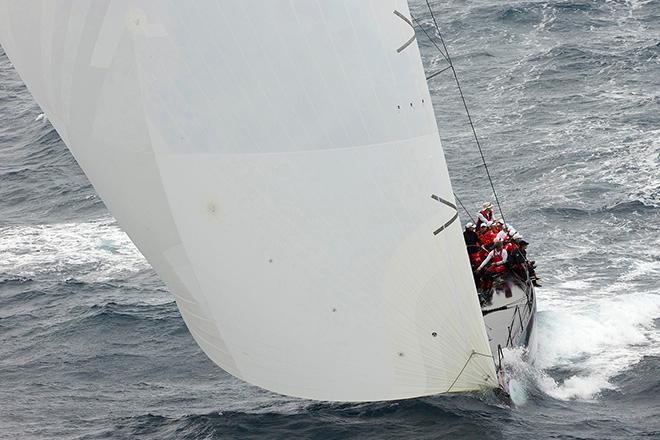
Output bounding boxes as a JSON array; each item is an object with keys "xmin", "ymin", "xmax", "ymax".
[{"xmin": 159, "ymin": 131, "xmax": 442, "ymax": 158}]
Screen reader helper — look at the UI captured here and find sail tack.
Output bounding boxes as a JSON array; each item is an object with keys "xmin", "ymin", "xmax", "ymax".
[{"xmin": 0, "ymin": 0, "xmax": 497, "ymax": 400}]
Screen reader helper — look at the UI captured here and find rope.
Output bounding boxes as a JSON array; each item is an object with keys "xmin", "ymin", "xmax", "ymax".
[
  {"xmin": 409, "ymin": 13, "xmax": 450, "ymax": 65},
  {"xmin": 453, "ymin": 192, "xmax": 475, "ymax": 224},
  {"xmin": 446, "ymin": 350, "xmax": 494, "ymax": 393},
  {"xmin": 417, "ymin": 1, "xmax": 508, "ymax": 226}
]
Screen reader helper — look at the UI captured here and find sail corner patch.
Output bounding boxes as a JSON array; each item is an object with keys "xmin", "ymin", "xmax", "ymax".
[
  {"xmin": 393, "ymin": 10, "xmax": 416, "ymax": 53},
  {"xmin": 431, "ymin": 194, "xmax": 459, "ymax": 236}
]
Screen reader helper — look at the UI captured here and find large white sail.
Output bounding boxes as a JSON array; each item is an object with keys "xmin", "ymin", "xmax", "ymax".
[{"xmin": 0, "ymin": 0, "xmax": 497, "ymax": 400}]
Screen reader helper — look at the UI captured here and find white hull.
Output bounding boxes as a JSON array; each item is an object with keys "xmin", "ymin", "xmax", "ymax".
[{"xmin": 482, "ymin": 275, "xmax": 537, "ymax": 365}]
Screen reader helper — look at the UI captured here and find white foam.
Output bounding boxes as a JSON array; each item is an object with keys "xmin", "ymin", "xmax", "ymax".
[
  {"xmin": 535, "ymin": 3, "xmax": 557, "ymax": 33},
  {"xmin": 557, "ymin": 279, "xmax": 592, "ymax": 291},
  {"xmin": 620, "ymin": 258, "xmax": 660, "ymax": 282},
  {"xmin": 536, "ymin": 372, "xmax": 614, "ymax": 401},
  {"xmin": 504, "ymin": 291, "xmax": 660, "ymax": 402},
  {"xmin": 598, "ymin": 129, "xmax": 660, "ymax": 208},
  {"xmin": 0, "ymin": 218, "xmax": 149, "ymax": 282}
]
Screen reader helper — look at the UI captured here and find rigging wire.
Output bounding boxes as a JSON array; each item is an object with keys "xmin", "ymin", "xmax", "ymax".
[
  {"xmin": 425, "ymin": 64, "xmax": 452, "ymax": 81},
  {"xmin": 409, "ymin": 14, "xmax": 450, "ymax": 65},
  {"xmin": 415, "ymin": 1, "xmax": 508, "ymax": 226},
  {"xmin": 446, "ymin": 350, "xmax": 494, "ymax": 393},
  {"xmin": 453, "ymin": 192, "xmax": 475, "ymax": 224}
]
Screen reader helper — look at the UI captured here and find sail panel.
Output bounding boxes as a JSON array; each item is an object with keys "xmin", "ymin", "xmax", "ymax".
[{"xmin": 0, "ymin": 0, "xmax": 497, "ymax": 401}]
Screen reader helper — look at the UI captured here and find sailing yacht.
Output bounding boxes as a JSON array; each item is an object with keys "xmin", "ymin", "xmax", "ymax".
[{"xmin": 0, "ymin": 0, "xmax": 535, "ymax": 402}]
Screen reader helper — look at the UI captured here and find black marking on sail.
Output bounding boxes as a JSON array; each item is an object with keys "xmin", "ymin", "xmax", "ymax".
[
  {"xmin": 394, "ymin": 10, "xmax": 416, "ymax": 53},
  {"xmin": 431, "ymin": 194, "xmax": 459, "ymax": 235}
]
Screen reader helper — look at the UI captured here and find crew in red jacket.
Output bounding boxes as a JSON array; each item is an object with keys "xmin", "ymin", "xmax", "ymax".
[
  {"xmin": 504, "ymin": 235, "xmax": 519, "ymax": 254},
  {"xmin": 479, "ymin": 222, "xmax": 497, "ymax": 248}
]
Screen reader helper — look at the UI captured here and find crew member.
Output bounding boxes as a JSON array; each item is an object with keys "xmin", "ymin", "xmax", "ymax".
[
  {"xmin": 496, "ymin": 225, "xmax": 509, "ymax": 242},
  {"xmin": 479, "ymin": 221, "xmax": 497, "ymax": 248},
  {"xmin": 463, "ymin": 222, "xmax": 481, "ymax": 255},
  {"xmin": 477, "ymin": 240, "xmax": 508, "ymax": 274},
  {"xmin": 476, "ymin": 240, "xmax": 508, "ymax": 291},
  {"xmin": 508, "ymin": 239, "xmax": 527, "ymax": 278},
  {"xmin": 504, "ymin": 233, "xmax": 520, "ymax": 253},
  {"xmin": 508, "ymin": 240, "xmax": 541, "ymax": 287},
  {"xmin": 475, "ymin": 201, "xmax": 493, "ymax": 228}
]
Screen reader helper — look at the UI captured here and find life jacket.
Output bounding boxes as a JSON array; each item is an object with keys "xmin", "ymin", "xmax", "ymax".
[
  {"xmin": 480, "ymin": 230, "xmax": 496, "ymax": 246},
  {"xmin": 470, "ymin": 249, "xmax": 489, "ymax": 271},
  {"xmin": 475, "ymin": 209, "xmax": 493, "ymax": 228},
  {"xmin": 504, "ymin": 241, "xmax": 518, "ymax": 253},
  {"xmin": 487, "ymin": 249, "xmax": 507, "ymax": 274}
]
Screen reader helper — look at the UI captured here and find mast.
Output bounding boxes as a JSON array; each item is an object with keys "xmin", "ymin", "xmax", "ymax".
[{"xmin": 0, "ymin": 0, "xmax": 497, "ymax": 401}]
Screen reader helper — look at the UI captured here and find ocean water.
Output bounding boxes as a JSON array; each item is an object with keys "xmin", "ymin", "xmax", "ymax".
[{"xmin": 0, "ymin": 1, "xmax": 658, "ymax": 439}]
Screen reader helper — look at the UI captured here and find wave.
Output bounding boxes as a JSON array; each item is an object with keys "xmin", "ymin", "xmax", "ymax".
[
  {"xmin": 604, "ymin": 355, "xmax": 660, "ymax": 400},
  {"xmin": 0, "ymin": 67, "xmax": 104, "ymax": 224},
  {"xmin": 539, "ymin": 200, "xmax": 657, "ymax": 218},
  {"xmin": 106, "ymin": 399, "xmax": 509, "ymax": 440},
  {"xmin": 504, "ymin": 291, "xmax": 660, "ymax": 402},
  {"xmin": 0, "ymin": 219, "xmax": 149, "ymax": 282},
  {"xmin": 2, "ymin": 299, "xmax": 185, "ymax": 381},
  {"xmin": 0, "ymin": 276, "xmax": 33, "ymax": 285}
]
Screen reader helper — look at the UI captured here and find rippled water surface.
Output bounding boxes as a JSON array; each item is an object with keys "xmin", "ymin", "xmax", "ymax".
[{"xmin": 1, "ymin": 1, "xmax": 659, "ymax": 439}]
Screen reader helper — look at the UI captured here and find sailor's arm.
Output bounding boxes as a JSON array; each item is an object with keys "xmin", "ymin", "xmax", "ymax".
[{"xmin": 477, "ymin": 251, "xmax": 494, "ymax": 271}]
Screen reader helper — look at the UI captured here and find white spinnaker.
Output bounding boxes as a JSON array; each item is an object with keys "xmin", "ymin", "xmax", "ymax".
[{"xmin": 0, "ymin": 0, "xmax": 497, "ymax": 400}]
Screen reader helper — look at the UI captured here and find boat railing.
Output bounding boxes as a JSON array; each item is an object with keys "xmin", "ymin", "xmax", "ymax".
[
  {"xmin": 505, "ymin": 304, "xmax": 526, "ymax": 348},
  {"xmin": 508, "ymin": 267, "xmax": 534, "ymax": 308}
]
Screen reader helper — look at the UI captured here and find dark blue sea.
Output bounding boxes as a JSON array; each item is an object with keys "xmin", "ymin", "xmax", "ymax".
[{"xmin": 1, "ymin": 1, "xmax": 658, "ymax": 438}]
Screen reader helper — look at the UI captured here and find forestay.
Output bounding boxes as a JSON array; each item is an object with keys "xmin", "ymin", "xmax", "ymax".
[{"xmin": 0, "ymin": 0, "xmax": 497, "ymax": 400}]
